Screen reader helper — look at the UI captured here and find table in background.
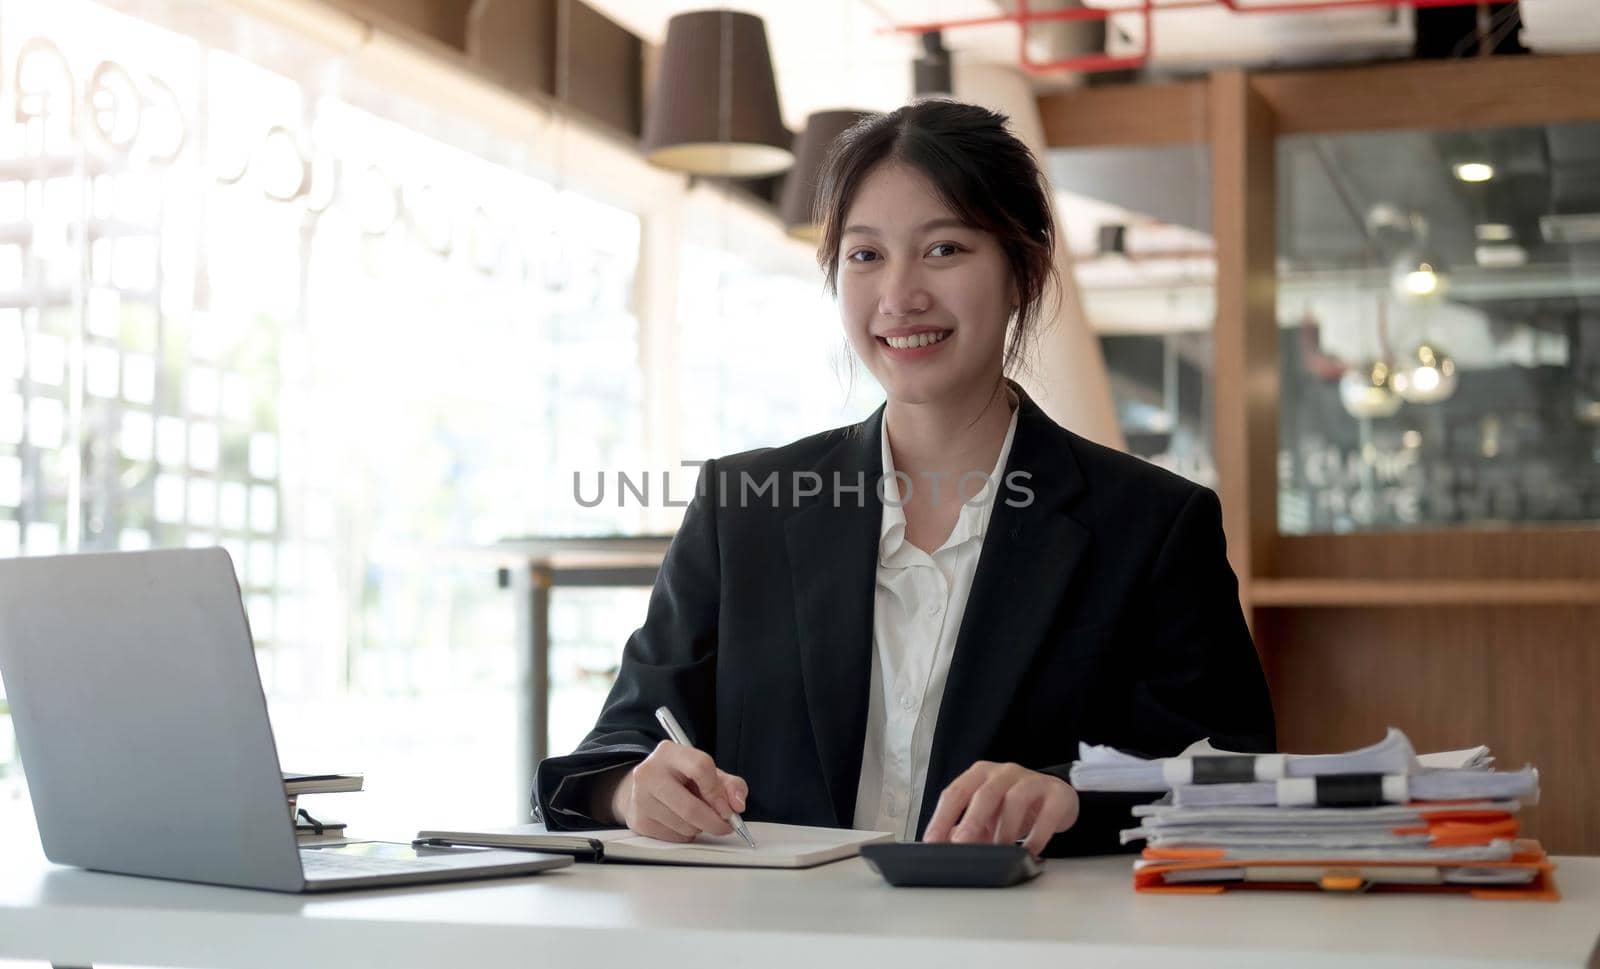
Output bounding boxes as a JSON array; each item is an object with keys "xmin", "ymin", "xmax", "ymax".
[{"xmin": 493, "ymin": 535, "xmax": 673, "ymax": 811}]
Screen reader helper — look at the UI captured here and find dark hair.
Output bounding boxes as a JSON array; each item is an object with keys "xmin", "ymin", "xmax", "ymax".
[{"xmin": 814, "ymin": 98, "xmax": 1058, "ymax": 377}]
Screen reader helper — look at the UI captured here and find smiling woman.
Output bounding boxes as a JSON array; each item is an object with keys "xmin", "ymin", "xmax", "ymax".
[
  {"xmin": 836, "ymin": 174, "xmax": 1012, "ymax": 409},
  {"xmin": 818, "ymin": 102, "xmax": 1057, "ymax": 406},
  {"xmin": 535, "ymin": 98, "xmax": 1275, "ymax": 858}
]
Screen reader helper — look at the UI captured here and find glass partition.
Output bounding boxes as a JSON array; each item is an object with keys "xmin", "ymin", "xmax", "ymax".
[{"xmin": 1277, "ymin": 122, "xmax": 1600, "ymax": 533}]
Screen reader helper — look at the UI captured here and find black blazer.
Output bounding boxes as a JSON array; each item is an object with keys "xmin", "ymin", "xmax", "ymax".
[{"xmin": 535, "ymin": 384, "xmax": 1275, "ymax": 855}]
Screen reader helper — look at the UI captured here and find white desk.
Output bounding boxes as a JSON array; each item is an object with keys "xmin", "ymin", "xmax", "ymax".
[{"xmin": 2, "ymin": 842, "xmax": 1597, "ymax": 969}]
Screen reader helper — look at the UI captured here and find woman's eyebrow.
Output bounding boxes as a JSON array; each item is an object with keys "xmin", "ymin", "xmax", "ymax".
[{"xmin": 843, "ymin": 217, "xmax": 970, "ymax": 236}]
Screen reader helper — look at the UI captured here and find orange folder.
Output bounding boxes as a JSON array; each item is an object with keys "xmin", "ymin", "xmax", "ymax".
[{"xmin": 1133, "ymin": 839, "xmax": 1559, "ymax": 901}]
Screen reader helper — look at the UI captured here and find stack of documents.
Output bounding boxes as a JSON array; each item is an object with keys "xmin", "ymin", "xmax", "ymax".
[{"xmin": 1069, "ymin": 729, "xmax": 1558, "ymax": 900}]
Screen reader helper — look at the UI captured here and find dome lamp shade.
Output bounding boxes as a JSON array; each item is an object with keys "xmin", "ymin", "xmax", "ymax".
[
  {"xmin": 779, "ymin": 109, "xmax": 869, "ymax": 242},
  {"xmin": 643, "ymin": 10, "xmax": 794, "ymax": 178}
]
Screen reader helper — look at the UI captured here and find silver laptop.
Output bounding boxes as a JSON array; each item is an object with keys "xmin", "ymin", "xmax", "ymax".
[{"xmin": 0, "ymin": 547, "xmax": 571, "ymax": 892}]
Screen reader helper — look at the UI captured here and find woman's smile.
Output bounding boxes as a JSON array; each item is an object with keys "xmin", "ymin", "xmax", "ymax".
[{"xmin": 876, "ymin": 327, "xmax": 954, "ymax": 359}]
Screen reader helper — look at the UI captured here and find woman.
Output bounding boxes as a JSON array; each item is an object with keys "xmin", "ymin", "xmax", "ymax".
[{"xmin": 535, "ymin": 100, "xmax": 1274, "ymax": 857}]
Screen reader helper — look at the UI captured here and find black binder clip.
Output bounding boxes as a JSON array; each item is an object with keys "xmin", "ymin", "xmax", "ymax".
[{"xmin": 296, "ymin": 807, "xmax": 327, "ymax": 835}]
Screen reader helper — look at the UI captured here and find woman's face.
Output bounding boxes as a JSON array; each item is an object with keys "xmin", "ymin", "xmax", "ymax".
[{"xmin": 837, "ymin": 161, "xmax": 1014, "ymax": 407}]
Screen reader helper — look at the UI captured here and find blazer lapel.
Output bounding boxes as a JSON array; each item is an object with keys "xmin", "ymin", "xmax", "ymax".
[
  {"xmin": 784, "ymin": 408, "xmax": 884, "ymax": 827},
  {"xmin": 918, "ymin": 388, "xmax": 1093, "ymax": 834}
]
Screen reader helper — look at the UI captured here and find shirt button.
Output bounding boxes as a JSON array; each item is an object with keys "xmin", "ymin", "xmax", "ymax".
[
  {"xmin": 899, "ymin": 693, "xmax": 915, "ymax": 711},
  {"xmin": 925, "ymin": 601, "xmax": 940, "ymax": 617}
]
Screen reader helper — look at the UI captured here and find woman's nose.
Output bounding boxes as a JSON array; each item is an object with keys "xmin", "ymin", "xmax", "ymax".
[{"xmin": 878, "ymin": 264, "xmax": 930, "ymax": 318}]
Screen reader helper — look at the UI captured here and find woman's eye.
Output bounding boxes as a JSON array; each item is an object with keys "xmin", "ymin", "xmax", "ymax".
[
  {"xmin": 928, "ymin": 243, "xmax": 962, "ymax": 258},
  {"xmin": 846, "ymin": 249, "xmax": 878, "ymax": 264}
]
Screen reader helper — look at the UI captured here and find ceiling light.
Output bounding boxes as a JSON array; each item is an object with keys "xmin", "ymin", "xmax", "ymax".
[
  {"xmin": 1404, "ymin": 264, "xmax": 1442, "ymax": 296},
  {"xmin": 1338, "ymin": 360, "xmax": 1402, "ymax": 419},
  {"xmin": 1453, "ymin": 162, "xmax": 1495, "ymax": 183},
  {"xmin": 642, "ymin": 10, "xmax": 794, "ymax": 178},
  {"xmin": 913, "ymin": 31, "xmax": 952, "ymax": 97},
  {"xmin": 1392, "ymin": 343, "xmax": 1459, "ymax": 405},
  {"xmin": 779, "ymin": 110, "xmax": 869, "ymax": 242},
  {"xmin": 1391, "ymin": 249, "xmax": 1449, "ymax": 301},
  {"xmin": 1390, "ymin": 214, "xmax": 1449, "ymax": 302},
  {"xmin": 1475, "ymin": 244, "xmax": 1526, "ymax": 268},
  {"xmin": 1475, "ymin": 223, "xmax": 1514, "ymax": 242}
]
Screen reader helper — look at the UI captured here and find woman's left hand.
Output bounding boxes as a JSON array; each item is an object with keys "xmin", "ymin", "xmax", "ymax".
[{"xmin": 922, "ymin": 761, "xmax": 1080, "ymax": 857}]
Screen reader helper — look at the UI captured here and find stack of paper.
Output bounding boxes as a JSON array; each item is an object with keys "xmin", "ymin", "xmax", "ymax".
[{"xmin": 1068, "ymin": 729, "xmax": 1557, "ymax": 900}]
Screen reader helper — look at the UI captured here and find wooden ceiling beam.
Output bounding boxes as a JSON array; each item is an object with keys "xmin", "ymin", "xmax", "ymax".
[
  {"xmin": 1037, "ymin": 80, "xmax": 1207, "ymax": 149},
  {"xmin": 1253, "ymin": 53, "xmax": 1600, "ymax": 136}
]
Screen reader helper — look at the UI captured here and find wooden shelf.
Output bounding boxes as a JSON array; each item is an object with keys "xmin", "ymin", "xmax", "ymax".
[{"xmin": 1250, "ymin": 579, "xmax": 1600, "ymax": 608}]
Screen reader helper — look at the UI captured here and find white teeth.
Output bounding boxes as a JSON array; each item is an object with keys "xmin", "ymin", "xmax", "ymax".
[{"xmin": 885, "ymin": 331, "xmax": 949, "ymax": 350}]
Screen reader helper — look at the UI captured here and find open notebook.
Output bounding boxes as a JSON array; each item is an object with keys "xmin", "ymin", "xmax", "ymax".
[{"xmin": 414, "ymin": 822, "xmax": 894, "ymax": 869}]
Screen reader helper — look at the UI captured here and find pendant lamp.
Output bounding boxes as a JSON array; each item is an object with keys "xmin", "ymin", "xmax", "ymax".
[
  {"xmin": 1390, "ymin": 214, "xmax": 1449, "ymax": 302},
  {"xmin": 1391, "ymin": 248, "xmax": 1450, "ymax": 301},
  {"xmin": 643, "ymin": 9, "xmax": 793, "ymax": 178},
  {"xmin": 778, "ymin": 109, "xmax": 868, "ymax": 242},
  {"xmin": 1392, "ymin": 342, "xmax": 1459, "ymax": 404},
  {"xmin": 1339, "ymin": 360, "xmax": 1403, "ymax": 419}
]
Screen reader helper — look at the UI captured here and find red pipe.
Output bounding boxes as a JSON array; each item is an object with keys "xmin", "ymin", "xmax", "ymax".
[
  {"xmin": 1194, "ymin": 0, "xmax": 1505, "ymax": 11},
  {"xmin": 887, "ymin": 0, "xmax": 1512, "ymax": 76},
  {"xmin": 886, "ymin": 0, "xmax": 1145, "ymax": 74},
  {"xmin": 888, "ymin": 4, "xmax": 1117, "ymax": 34}
]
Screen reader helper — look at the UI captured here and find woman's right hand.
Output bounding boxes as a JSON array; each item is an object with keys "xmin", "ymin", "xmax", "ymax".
[{"xmin": 609, "ymin": 740, "xmax": 749, "ymax": 842}]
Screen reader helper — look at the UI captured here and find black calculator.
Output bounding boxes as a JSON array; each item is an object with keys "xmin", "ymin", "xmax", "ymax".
[{"xmin": 860, "ymin": 842, "xmax": 1042, "ymax": 888}]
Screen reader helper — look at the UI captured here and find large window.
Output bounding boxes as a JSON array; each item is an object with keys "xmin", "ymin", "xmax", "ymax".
[
  {"xmin": 0, "ymin": 0, "xmax": 647, "ymax": 828},
  {"xmin": 675, "ymin": 189, "xmax": 882, "ymax": 459}
]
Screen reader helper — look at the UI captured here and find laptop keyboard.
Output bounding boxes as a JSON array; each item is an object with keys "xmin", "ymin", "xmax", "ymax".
[{"xmin": 300, "ymin": 848, "xmax": 461, "ymax": 876}]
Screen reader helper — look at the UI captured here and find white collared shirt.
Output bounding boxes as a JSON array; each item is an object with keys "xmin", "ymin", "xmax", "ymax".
[{"xmin": 852, "ymin": 401, "xmax": 1020, "ymax": 840}]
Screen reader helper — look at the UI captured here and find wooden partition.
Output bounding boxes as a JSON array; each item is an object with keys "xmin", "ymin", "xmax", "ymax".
[{"xmin": 1040, "ymin": 54, "xmax": 1600, "ymax": 854}]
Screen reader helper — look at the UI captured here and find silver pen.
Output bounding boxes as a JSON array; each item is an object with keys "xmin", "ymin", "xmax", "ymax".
[{"xmin": 654, "ymin": 705, "xmax": 757, "ymax": 848}]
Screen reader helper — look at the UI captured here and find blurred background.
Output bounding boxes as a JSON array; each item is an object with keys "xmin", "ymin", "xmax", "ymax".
[{"xmin": 0, "ymin": 0, "xmax": 1595, "ymax": 853}]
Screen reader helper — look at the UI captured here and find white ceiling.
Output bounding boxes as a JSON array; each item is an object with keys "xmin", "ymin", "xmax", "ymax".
[{"xmin": 583, "ymin": 1, "xmax": 1067, "ymax": 130}]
